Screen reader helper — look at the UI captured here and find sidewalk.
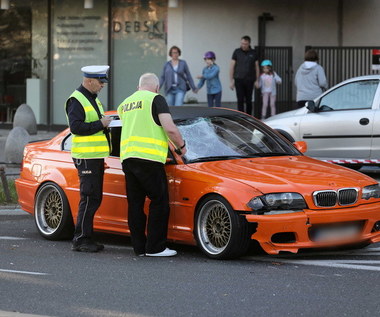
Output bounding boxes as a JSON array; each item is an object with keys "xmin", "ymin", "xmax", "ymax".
[
  {"xmin": 0, "ymin": 127, "xmax": 59, "ymax": 208},
  {"xmin": 0, "ymin": 207, "xmax": 26, "ymax": 215},
  {"xmin": 0, "ymin": 128, "xmax": 59, "ymax": 174}
]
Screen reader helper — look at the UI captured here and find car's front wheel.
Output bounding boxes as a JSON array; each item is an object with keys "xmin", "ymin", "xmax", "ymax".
[
  {"xmin": 34, "ymin": 182, "xmax": 74, "ymax": 240},
  {"xmin": 195, "ymin": 195, "xmax": 251, "ymax": 259}
]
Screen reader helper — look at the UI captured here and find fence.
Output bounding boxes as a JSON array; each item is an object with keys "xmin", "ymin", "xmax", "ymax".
[
  {"xmin": 255, "ymin": 46, "xmax": 294, "ymax": 116},
  {"xmin": 306, "ymin": 46, "xmax": 380, "ymax": 88}
]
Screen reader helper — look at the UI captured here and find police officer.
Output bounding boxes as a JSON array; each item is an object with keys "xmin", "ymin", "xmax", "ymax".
[
  {"xmin": 65, "ymin": 65, "xmax": 112, "ymax": 252},
  {"xmin": 117, "ymin": 73, "xmax": 186, "ymax": 257}
]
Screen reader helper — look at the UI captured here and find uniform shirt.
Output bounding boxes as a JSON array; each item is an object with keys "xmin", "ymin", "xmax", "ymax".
[
  {"xmin": 232, "ymin": 47, "xmax": 258, "ymax": 81},
  {"xmin": 66, "ymin": 85, "xmax": 104, "ymax": 136},
  {"xmin": 152, "ymin": 94, "xmax": 170, "ymax": 125}
]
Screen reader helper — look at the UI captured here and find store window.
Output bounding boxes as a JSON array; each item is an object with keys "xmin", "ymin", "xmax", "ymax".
[
  {"xmin": 0, "ymin": 0, "xmax": 47, "ymax": 123},
  {"xmin": 52, "ymin": 0, "xmax": 108, "ymax": 125},
  {"xmin": 112, "ymin": 0, "xmax": 167, "ymax": 108}
]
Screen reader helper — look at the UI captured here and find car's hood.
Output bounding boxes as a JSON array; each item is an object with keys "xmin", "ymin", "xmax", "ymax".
[
  {"xmin": 187, "ymin": 155, "xmax": 374, "ymax": 194},
  {"xmin": 264, "ymin": 108, "xmax": 305, "ymax": 122}
]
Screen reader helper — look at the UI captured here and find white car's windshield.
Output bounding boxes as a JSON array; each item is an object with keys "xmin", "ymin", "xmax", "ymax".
[{"xmin": 177, "ymin": 115, "xmax": 300, "ymax": 163}]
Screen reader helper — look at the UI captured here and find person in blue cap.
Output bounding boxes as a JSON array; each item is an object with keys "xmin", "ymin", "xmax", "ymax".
[{"xmin": 65, "ymin": 65, "xmax": 112, "ymax": 252}]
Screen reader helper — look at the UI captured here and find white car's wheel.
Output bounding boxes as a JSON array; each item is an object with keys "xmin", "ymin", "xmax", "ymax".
[
  {"xmin": 195, "ymin": 195, "xmax": 250, "ymax": 259},
  {"xmin": 34, "ymin": 182, "xmax": 74, "ymax": 240}
]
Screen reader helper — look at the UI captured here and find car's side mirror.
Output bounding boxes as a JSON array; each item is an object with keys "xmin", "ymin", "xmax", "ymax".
[
  {"xmin": 293, "ymin": 141, "xmax": 307, "ymax": 153},
  {"xmin": 306, "ymin": 100, "xmax": 317, "ymax": 113}
]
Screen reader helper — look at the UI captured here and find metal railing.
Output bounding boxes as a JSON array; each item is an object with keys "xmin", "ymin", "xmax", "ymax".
[
  {"xmin": 256, "ymin": 46, "xmax": 294, "ymax": 115},
  {"xmin": 306, "ymin": 46, "xmax": 380, "ymax": 88}
]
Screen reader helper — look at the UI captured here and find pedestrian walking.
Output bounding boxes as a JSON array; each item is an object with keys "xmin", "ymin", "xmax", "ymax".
[
  {"xmin": 229, "ymin": 35, "xmax": 260, "ymax": 115},
  {"xmin": 65, "ymin": 65, "xmax": 112, "ymax": 252},
  {"xmin": 258, "ymin": 60, "xmax": 282, "ymax": 119},
  {"xmin": 196, "ymin": 51, "xmax": 222, "ymax": 107},
  {"xmin": 295, "ymin": 49, "xmax": 328, "ymax": 108},
  {"xmin": 117, "ymin": 73, "xmax": 186, "ymax": 257},
  {"xmin": 159, "ymin": 45, "xmax": 196, "ymax": 106}
]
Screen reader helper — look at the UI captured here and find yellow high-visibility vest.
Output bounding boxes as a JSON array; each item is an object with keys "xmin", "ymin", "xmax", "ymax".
[
  {"xmin": 117, "ymin": 90, "xmax": 168, "ymax": 163},
  {"xmin": 65, "ymin": 90, "xmax": 110, "ymax": 159}
]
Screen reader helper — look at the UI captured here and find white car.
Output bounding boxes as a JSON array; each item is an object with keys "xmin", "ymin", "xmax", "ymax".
[{"xmin": 264, "ymin": 75, "xmax": 380, "ymax": 169}]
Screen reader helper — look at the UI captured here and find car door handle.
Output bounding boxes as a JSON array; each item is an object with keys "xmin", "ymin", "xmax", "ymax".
[{"xmin": 359, "ymin": 118, "xmax": 369, "ymax": 125}]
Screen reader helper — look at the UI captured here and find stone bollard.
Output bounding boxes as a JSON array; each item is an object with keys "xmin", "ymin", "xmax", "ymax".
[
  {"xmin": 5, "ymin": 127, "xmax": 30, "ymax": 164},
  {"xmin": 13, "ymin": 103, "xmax": 37, "ymax": 135}
]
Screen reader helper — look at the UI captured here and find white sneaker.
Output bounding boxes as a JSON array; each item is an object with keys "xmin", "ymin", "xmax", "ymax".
[{"xmin": 146, "ymin": 248, "xmax": 177, "ymax": 257}]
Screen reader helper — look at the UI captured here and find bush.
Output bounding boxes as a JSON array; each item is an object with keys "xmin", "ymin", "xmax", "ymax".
[{"xmin": 0, "ymin": 178, "xmax": 18, "ymax": 205}]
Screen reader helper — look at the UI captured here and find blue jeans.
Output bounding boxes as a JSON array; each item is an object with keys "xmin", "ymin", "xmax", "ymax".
[
  {"xmin": 166, "ymin": 87, "xmax": 185, "ymax": 106},
  {"xmin": 207, "ymin": 92, "xmax": 222, "ymax": 107}
]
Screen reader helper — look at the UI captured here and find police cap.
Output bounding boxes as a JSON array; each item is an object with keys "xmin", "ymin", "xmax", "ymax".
[{"xmin": 81, "ymin": 65, "xmax": 110, "ymax": 83}]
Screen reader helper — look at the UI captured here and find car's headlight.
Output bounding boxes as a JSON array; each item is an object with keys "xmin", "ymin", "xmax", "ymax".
[
  {"xmin": 362, "ymin": 184, "xmax": 380, "ymax": 200},
  {"xmin": 247, "ymin": 192, "xmax": 307, "ymax": 215}
]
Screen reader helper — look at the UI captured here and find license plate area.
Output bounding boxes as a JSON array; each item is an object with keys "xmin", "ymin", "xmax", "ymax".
[{"xmin": 309, "ymin": 221, "xmax": 364, "ymax": 243}]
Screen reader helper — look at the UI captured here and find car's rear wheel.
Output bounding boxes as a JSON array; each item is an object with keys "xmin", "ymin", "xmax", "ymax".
[
  {"xmin": 34, "ymin": 182, "xmax": 74, "ymax": 240},
  {"xmin": 195, "ymin": 195, "xmax": 251, "ymax": 259}
]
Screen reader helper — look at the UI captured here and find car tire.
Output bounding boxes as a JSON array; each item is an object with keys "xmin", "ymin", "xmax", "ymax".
[
  {"xmin": 34, "ymin": 182, "xmax": 74, "ymax": 240},
  {"xmin": 195, "ymin": 194, "xmax": 251, "ymax": 259}
]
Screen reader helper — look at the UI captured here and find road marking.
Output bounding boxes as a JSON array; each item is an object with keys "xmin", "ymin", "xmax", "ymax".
[
  {"xmin": 0, "ymin": 269, "xmax": 49, "ymax": 276},
  {"xmin": 0, "ymin": 310, "xmax": 52, "ymax": 317},
  {"xmin": 246, "ymin": 246, "xmax": 380, "ymax": 271},
  {"xmin": 253, "ymin": 258, "xmax": 380, "ymax": 272},
  {"xmin": 0, "ymin": 236, "xmax": 27, "ymax": 240}
]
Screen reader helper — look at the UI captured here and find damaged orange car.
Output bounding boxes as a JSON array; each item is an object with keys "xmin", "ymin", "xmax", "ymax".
[{"xmin": 15, "ymin": 107, "xmax": 380, "ymax": 259}]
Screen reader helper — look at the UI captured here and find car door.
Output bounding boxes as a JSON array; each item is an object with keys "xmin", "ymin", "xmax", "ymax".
[{"xmin": 299, "ymin": 79, "xmax": 379, "ymax": 160}]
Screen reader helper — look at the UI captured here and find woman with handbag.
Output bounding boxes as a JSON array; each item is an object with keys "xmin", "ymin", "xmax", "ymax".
[{"xmin": 159, "ymin": 46, "xmax": 196, "ymax": 106}]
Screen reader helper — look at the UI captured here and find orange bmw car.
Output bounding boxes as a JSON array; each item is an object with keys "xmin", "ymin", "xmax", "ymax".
[{"xmin": 16, "ymin": 107, "xmax": 380, "ymax": 259}]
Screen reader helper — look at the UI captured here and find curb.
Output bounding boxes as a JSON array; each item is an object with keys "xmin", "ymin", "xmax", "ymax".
[
  {"xmin": 0, "ymin": 204, "xmax": 20, "ymax": 210},
  {"xmin": 0, "ymin": 206, "xmax": 28, "ymax": 216}
]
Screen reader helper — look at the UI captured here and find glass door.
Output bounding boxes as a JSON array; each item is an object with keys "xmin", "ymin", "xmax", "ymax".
[{"xmin": 111, "ymin": 0, "xmax": 167, "ymax": 109}]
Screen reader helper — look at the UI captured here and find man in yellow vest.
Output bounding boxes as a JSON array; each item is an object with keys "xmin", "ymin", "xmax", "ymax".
[
  {"xmin": 118, "ymin": 73, "xmax": 186, "ymax": 257},
  {"xmin": 65, "ymin": 65, "xmax": 112, "ymax": 252}
]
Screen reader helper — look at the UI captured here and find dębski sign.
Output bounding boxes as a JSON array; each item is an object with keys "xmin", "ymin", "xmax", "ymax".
[{"xmin": 113, "ymin": 20, "xmax": 166, "ymax": 40}]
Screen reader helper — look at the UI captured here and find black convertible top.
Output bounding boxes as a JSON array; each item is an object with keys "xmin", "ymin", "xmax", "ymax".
[{"xmin": 169, "ymin": 106, "xmax": 243, "ymax": 121}]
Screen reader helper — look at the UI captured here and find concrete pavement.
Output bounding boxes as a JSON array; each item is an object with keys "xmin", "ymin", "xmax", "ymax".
[{"xmin": 0, "ymin": 128, "xmax": 59, "ymax": 209}]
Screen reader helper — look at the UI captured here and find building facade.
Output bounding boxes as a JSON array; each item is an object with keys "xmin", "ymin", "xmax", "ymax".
[{"xmin": 0, "ymin": 0, "xmax": 379, "ymax": 126}]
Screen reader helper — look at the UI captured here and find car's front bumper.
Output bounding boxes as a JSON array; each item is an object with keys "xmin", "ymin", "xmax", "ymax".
[{"xmin": 244, "ymin": 202, "xmax": 380, "ymax": 254}]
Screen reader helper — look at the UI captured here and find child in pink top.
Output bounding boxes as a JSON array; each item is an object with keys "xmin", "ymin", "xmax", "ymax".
[{"xmin": 258, "ymin": 60, "xmax": 282, "ymax": 119}]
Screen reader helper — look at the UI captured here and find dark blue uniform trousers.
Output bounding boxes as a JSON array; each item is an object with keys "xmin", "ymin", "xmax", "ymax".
[{"xmin": 73, "ymin": 158, "xmax": 104, "ymax": 244}]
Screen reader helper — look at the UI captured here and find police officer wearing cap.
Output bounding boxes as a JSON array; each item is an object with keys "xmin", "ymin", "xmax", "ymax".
[{"xmin": 65, "ymin": 65, "xmax": 112, "ymax": 252}]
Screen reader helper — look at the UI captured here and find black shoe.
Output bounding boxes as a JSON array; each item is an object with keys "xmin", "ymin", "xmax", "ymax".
[
  {"xmin": 94, "ymin": 242, "xmax": 104, "ymax": 251},
  {"xmin": 72, "ymin": 241, "xmax": 101, "ymax": 253}
]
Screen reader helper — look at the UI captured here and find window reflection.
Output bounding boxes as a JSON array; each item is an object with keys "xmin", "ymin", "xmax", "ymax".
[
  {"xmin": 319, "ymin": 80, "xmax": 379, "ymax": 111},
  {"xmin": 0, "ymin": 0, "xmax": 47, "ymax": 123}
]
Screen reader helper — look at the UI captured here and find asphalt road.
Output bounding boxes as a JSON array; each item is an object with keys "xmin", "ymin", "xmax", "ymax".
[{"xmin": 1, "ymin": 209, "xmax": 380, "ymax": 317}]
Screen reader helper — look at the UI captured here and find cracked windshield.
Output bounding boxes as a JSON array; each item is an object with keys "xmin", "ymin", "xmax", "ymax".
[{"xmin": 177, "ymin": 115, "xmax": 298, "ymax": 162}]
